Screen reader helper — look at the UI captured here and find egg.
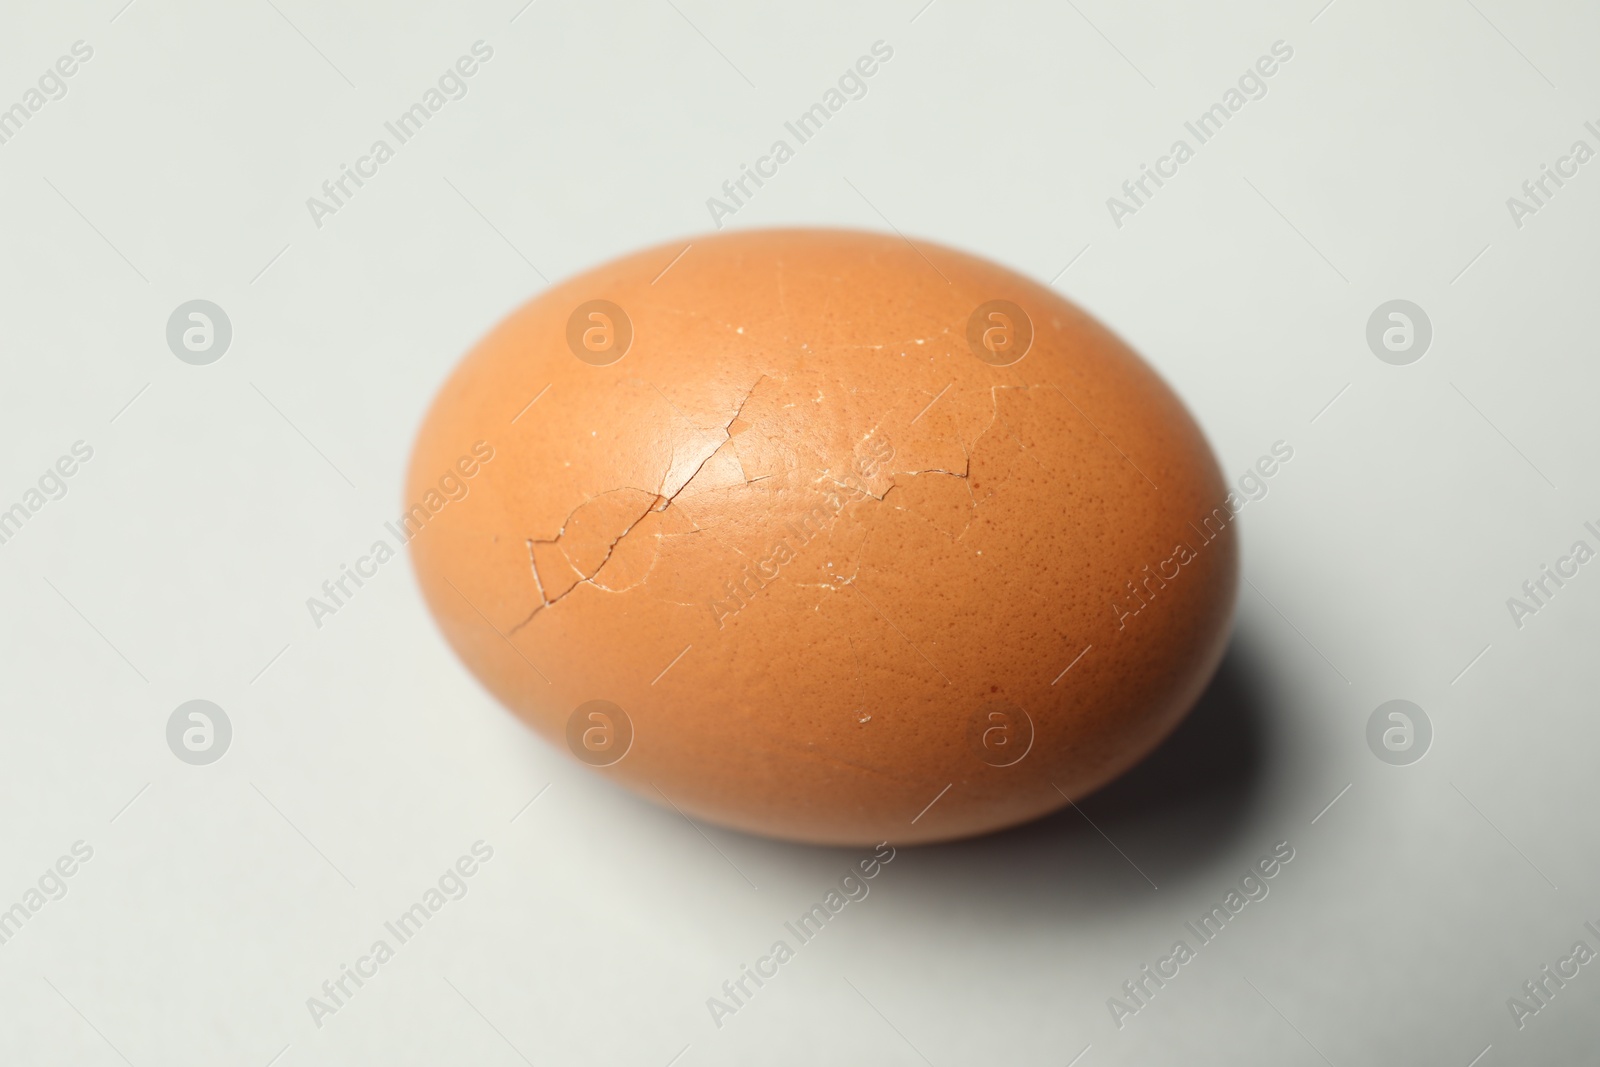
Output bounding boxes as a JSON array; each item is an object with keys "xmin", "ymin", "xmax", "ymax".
[{"xmin": 407, "ymin": 228, "xmax": 1237, "ymax": 846}]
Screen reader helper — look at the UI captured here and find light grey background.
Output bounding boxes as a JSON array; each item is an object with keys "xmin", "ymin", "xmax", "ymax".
[{"xmin": 2, "ymin": 1, "xmax": 1597, "ymax": 1064}]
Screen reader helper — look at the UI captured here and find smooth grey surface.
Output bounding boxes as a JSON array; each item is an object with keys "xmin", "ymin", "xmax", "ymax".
[{"xmin": 2, "ymin": 1, "xmax": 1597, "ymax": 1064}]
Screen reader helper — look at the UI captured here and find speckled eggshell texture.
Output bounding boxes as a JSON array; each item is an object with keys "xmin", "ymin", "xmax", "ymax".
[{"xmin": 407, "ymin": 228, "xmax": 1237, "ymax": 846}]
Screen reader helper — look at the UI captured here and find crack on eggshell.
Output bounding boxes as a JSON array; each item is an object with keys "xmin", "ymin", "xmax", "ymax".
[
  {"xmin": 511, "ymin": 378, "xmax": 1043, "ymax": 630},
  {"xmin": 727, "ymin": 374, "xmax": 768, "ymax": 427},
  {"xmin": 511, "ymin": 489, "xmax": 663, "ymax": 630},
  {"xmin": 873, "ymin": 386, "xmax": 1059, "ymax": 544},
  {"xmin": 511, "ymin": 375, "xmax": 769, "ymax": 630},
  {"xmin": 879, "ymin": 473, "xmax": 980, "ymax": 545}
]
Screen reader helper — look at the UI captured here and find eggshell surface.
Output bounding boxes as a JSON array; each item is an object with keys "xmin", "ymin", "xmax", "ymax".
[{"xmin": 407, "ymin": 228, "xmax": 1237, "ymax": 846}]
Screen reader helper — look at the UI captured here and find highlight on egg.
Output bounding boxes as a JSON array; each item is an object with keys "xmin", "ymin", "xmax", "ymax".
[{"xmin": 407, "ymin": 228, "xmax": 1238, "ymax": 846}]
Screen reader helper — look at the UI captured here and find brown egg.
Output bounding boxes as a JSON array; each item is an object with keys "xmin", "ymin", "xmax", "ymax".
[{"xmin": 406, "ymin": 228, "xmax": 1236, "ymax": 846}]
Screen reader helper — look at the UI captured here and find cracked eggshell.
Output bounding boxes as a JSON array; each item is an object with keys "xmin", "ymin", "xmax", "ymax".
[{"xmin": 407, "ymin": 228, "xmax": 1237, "ymax": 846}]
